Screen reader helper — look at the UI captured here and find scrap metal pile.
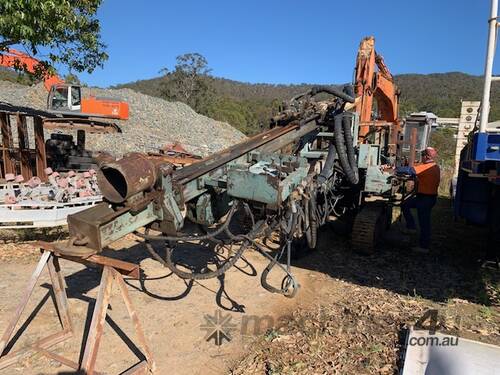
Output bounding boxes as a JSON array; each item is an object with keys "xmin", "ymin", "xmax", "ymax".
[
  {"xmin": 0, "ymin": 168, "xmax": 102, "ymax": 229},
  {"xmin": 1, "ymin": 168, "xmax": 100, "ymax": 204},
  {"xmin": 0, "ymin": 103, "xmax": 114, "ymax": 228}
]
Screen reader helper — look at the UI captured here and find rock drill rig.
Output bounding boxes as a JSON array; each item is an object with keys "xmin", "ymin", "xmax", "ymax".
[{"xmin": 53, "ymin": 52, "xmax": 425, "ymax": 297}]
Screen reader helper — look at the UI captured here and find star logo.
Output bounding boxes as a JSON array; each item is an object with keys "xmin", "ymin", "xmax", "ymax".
[{"xmin": 200, "ymin": 310, "xmax": 238, "ymax": 346}]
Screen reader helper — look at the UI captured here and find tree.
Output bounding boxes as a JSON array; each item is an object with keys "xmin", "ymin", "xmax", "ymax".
[
  {"xmin": 64, "ymin": 72, "xmax": 81, "ymax": 85},
  {"xmin": 161, "ymin": 53, "xmax": 214, "ymax": 113},
  {"xmin": 0, "ymin": 0, "xmax": 107, "ymax": 78}
]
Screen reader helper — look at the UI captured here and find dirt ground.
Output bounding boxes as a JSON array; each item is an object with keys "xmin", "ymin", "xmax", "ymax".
[
  {"xmin": 0, "ymin": 198, "xmax": 499, "ymax": 374},
  {"xmin": 0, "ymin": 232, "xmax": 319, "ymax": 375}
]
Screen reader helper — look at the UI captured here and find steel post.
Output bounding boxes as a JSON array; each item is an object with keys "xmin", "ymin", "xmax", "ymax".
[{"xmin": 479, "ymin": 0, "xmax": 498, "ymax": 133}]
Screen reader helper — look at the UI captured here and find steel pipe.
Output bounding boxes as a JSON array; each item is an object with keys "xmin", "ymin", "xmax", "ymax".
[
  {"xmin": 479, "ymin": 0, "xmax": 498, "ymax": 133},
  {"xmin": 96, "ymin": 153, "xmax": 158, "ymax": 203}
]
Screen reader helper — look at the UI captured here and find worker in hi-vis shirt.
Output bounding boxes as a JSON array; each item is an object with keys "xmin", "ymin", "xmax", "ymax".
[{"xmin": 399, "ymin": 147, "xmax": 441, "ymax": 253}]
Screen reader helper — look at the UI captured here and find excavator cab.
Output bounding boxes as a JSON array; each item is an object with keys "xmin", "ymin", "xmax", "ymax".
[
  {"xmin": 1, "ymin": 48, "xmax": 129, "ymax": 120},
  {"xmin": 47, "ymin": 84, "xmax": 82, "ymax": 113},
  {"xmin": 402, "ymin": 112, "xmax": 434, "ymax": 157}
]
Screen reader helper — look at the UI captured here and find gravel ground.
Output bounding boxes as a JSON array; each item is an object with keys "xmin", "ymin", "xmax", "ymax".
[{"xmin": 0, "ymin": 80, "xmax": 246, "ymax": 157}]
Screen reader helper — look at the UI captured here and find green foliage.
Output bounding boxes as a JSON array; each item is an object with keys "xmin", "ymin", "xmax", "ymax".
[
  {"xmin": 205, "ymin": 97, "xmax": 268, "ymax": 135},
  {"xmin": 0, "ymin": 0, "xmax": 107, "ymax": 77},
  {"xmin": 205, "ymin": 97, "xmax": 254, "ymax": 133},
  {"xmin": 396, "ymin": 72, "xmax": 500, "ymax": 121},
  {"xmin": 116, "ymin": 71, "xmax": 499, "ymax": 135},
  {"xmin": 64, "ymin": 72, "xmax": 81, "ymax": 85},
  {"xmin": 429, "ymin": 127, "xmax": 457, "ymax": 196},
  {"xmin": 0, "ymin": 67, "xmax": 32, "ymax": 85},
  {"xmin": 430, "ymin": 128, "xmax": 456, "ymax": 169},
  {"xmin": 155, "ymin": 53, "xmax": 286, "ymax": 134},
  {"xmin": 160, "ymin": 53, "xmax": 213, "ymax": 114}
]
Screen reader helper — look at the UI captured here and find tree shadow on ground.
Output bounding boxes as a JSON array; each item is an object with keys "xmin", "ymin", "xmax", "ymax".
[{"xmin": 293, "ymin": 197, "xmax": 499, "ymax": 306}]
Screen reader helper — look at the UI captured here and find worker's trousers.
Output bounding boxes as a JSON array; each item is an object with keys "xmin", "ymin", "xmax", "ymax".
[{"xmin": 401, "ymin": 194, "xmax": 437, "ymax": 249}]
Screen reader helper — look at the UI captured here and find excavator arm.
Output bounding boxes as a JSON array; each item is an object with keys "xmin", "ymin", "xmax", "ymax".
[
  {"xmin": 354, "ymin": 36, "xmax": 400, "ymax": 143},
  {"xmin": 0, "ymin": 49, "xmax": 64, "ymax": 91}
]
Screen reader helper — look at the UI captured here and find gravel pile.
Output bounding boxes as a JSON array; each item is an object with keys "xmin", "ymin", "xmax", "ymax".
[{"xmin": 0, "ymin": 80, "xmax": 246, "ymax": 157}]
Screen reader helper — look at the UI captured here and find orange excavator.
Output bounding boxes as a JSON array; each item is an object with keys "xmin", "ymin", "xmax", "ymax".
[
  {"xmin": 353, "ymin": 36, "xmax": 400, "ymax": 153},
  {"xmin": 0, "ymin": 49, "xmax": 128, "ymax": 120}
]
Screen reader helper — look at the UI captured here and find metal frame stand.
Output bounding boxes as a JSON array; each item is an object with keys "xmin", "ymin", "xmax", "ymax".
[{"xmin": 0, "ymin": 242, "xmax": 155, "ymax": 374}]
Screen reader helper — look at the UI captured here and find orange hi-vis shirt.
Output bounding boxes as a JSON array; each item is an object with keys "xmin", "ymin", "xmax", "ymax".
[{"xmin": 414, "ymin": 162, "xmax": 441, "ymax": 195}]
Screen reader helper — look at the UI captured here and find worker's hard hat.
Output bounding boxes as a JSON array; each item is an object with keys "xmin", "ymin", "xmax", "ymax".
[{"xmin": 425, "ymin": 147, "xmax": 438, "ymax": 159}]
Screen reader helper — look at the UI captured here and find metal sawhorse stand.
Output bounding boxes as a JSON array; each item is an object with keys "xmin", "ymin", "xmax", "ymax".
[{"xmin": 0, "ymin": 241, "xmax": 156, "ymax": 374}]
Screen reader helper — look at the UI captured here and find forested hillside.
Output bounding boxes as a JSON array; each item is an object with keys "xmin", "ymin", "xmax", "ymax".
[
  {"xmin": 395, "ymin": 72, "xmax": 499, "ymax": 118},
  {"xmin": 116, "ymin": 72, "xmax": 498, "ymax": 135},
  {"xmin": 2, "ymin": 66, "xmax": 497, "ymax": 135},
  {"xmin": 114, "ymin": 75, "xmax": 318, "ymax": 134}
]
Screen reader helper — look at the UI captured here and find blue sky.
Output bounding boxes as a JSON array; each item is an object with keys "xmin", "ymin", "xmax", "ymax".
[{"xmin": 76, "ymin": 0, "xmax": 492, "ymax": 87}]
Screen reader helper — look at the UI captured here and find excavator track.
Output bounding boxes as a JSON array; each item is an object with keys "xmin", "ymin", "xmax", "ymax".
[{"xmin": 351, "ymin": 204, "xmax": 389, "ymax": 254}]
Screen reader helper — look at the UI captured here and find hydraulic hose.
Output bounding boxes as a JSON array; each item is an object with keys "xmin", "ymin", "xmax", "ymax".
[
  {"xmin": 342, "ymin": 113, "xmax": 359, "ymax": 184},
  {"xmin": 342, "ymin": 84, "xmax": 355, "ymax": 99},
  {"xmin": 163, "ymin": 239, "xmax": 249, "ymax": 280},
  {"xmin": 138, "ymin": 201, "xmax": 249, "ymax": 280},
  {"xmin": 309, "ymin": 85, "xmax": 356, "ymax": 103},
  {"xmin": 142, "ymin": 231, "xmax": 249, "ymax": 281},
  {"xmin": 304, "ymin": 193, "xmax": 318, "ymax": 249},
  {"xmin": 317, "ymin": 143, "xmax": 337, "ymax": 185},
  {"xmin": 232, "ymin": 235, "xmax": 298, "ymax": 298},
  {"xmin": 134, "ymin": 202, "xmax": 240, "ymax": 242},
  {"xmin": 145, "ymin": 218, "xmax": 265, "ymax": 281},
  {"xmin": 292, "ymin": 85, "xmax": 355, "ymax": 103},
  {"xmin": 334, "ymin": 114, "xmax": 359, "ymax": 185}
]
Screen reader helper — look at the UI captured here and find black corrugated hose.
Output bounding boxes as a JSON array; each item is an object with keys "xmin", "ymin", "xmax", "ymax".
[
  {"xmin": 317, "ymin": 143, "xmax": 337, "ymax": 185},
  {"xmin": 334, "ymin": 113, "xmax": 359, "ymax": 185},
  {"xmin": 342, "ymin": 112, "xmax": 359, "ymax": 184}
]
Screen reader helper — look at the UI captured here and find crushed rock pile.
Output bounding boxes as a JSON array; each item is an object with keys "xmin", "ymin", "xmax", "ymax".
[{"xmin": 0, "ymin": 80, "xmax": 246, "ymax": 157}]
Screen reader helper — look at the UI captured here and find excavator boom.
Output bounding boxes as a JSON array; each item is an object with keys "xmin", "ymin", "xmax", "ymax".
[
  {"xmin": 0, "ymin": 49, "xmax": 64, "ymax": 90},
  {"xmin": 354, "ymin": 36, "xmax": 400, "ymax": 142}
]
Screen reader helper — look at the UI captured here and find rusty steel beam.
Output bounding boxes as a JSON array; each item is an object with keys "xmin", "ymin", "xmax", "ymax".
[
  {"xmin": 173, "ymin": 122, "xmax": 301, "ymax": 185},
  {"xmin": 0, "ymin": 112, "xmax": 15, "ymax": 176},
  {"xmin": 0, "ymin": 102, "xmax": 122, "ymax": 134},
  {"xmin": 146, "ymin": 152, "xmax": 200, "ymax": 167},
  {"xmin": 0, "ymin": 102, "xmax": 56, "ymax": 118},
  {"xmin": 16, "ymin": 114, "xmax": 32, "ymax": 180},
  {"xmin": 33, "ymin": 116, "xmax": 47, "ymax": 181},
  {"xmin": 409, "ymin": 127, "xmax": 418, "ymax": 167},
  {"xmin": 76, "ymin": 129, "xmax": 85, "ymax": 151},
  {"xmin": 256, "ymin": 120, "xmax": 318, "ymax": 154},
  {"xmin": 43, "ymin": 118, "xmax": 121, "ymax": 134}
]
